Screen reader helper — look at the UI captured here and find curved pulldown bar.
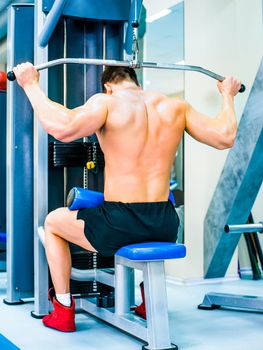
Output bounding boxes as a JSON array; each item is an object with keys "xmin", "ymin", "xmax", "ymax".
[{"xmin": 7, "ymin": 58, "xmax": 246, "ymax": 92}]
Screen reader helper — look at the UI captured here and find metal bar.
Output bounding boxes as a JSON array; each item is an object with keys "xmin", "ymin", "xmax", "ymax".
[
  {"xmin": 7, "ymin": 57, "xmax": 241, "ymax": 84},
  {"xmin": 7, "ymin": 57, "xmax": 246, "ymax": 93},
  {"xmin": 225, "ymin": 222, "xmax": 263, "ymax": 234},
  {"xmin": 141, "ymin": 61, "xmax": 224, "ymax": 81},
  {"xmin": 6, "ymin": 3, "xmax": 17, "ymax": 304},
  {"xmin": 34, "ymin": 58, "xmax": 225, "ymax": 81},
  {"xmin": 71, "ymin": 268, "xmax": 95, "ymax": 281},
  {"xmin": 199, "ymin": 292, "xmax": 263, "ymax": 311},
  {"xmin": 133, "ymin": 0, "xmax": 138, "ymax": 24},
  {"xmin": 35, "ymin": 58, "xmax": 131, "ymax": 70},
  {"xmin": 80, "ymin": 298, "xmax": 147, "ymax": 341},
  {"xmin": 38, "ymin": 0, "xmax": 68, "ymax": 48},
  {"xmin": 70, "ymin": 268, "xmax": 115, "ymax": 286},
  {"xmin": 39, "ymin": 58, "xmax": 224, "ymax": 81},
  {"xmin": 32, "ymin": 0, "xmax": 50, "ymax": 317},
  {"xmin": 95, "ymin": 269, "xmax": 115, "ymax": 287}
]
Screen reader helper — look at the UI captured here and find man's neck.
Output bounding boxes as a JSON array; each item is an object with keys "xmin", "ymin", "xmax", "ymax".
[{"xmin": 112, "ymin": 81, "xmax": 140, "ymax": 93}]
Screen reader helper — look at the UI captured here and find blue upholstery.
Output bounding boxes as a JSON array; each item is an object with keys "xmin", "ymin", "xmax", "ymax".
[
  {"xmin": 67, "ymin": 187, "xmax": 104, "ymax": 210},
  {"xmin": 68, "ymin": 187, "xmax": 176, "ymax": 209},
  {"xmin": 116, "ymin": 242, "xmax": 186, "ymax": 261},
  {"xmin": 0, "ymin": 232, "xmax": 6, "ymax": 244}
]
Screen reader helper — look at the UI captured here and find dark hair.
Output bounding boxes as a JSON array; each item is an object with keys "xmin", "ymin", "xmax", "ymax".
[{"xmin": 101, "ymin": 66, "xmax": 139, "ymax": 92}]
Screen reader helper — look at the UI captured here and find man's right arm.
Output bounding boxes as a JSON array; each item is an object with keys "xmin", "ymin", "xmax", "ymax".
[
  {"xmin": 184, "ymin": 76, "xmax": 241, "ymax": 149},
  {"xmin": 13, "ymin": 62, "xmax": 108, "ymax": 142}
]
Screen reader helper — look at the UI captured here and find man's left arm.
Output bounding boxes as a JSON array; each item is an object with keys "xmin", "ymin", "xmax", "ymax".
[{"xmin": 13, "ymin": 62, "xmax": 108, "ymax": 142}]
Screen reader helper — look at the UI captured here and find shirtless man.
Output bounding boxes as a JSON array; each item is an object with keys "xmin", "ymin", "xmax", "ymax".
[{"xmin": 13, "ymin": 63, "xmax": 241, "ymax": 332}]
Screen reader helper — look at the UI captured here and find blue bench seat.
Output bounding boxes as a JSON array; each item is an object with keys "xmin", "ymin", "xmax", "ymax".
[{"xmin": 116, "ymin": 242, "xmax": 186, "ymax": 261}]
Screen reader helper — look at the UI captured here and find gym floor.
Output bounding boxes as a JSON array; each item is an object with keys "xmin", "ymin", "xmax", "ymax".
[{"xmin": 1, "ymin": 273, "xmax": 263, "ymax": 350}]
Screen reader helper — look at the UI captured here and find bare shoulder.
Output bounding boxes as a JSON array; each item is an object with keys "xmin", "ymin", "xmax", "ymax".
[
  {"xmin": 144, "ymin": 91, "xmax": 186, "ymax": 109},
  {"xmin": 158, "ymin": 95, "xmax": 187, "ymax": 118},
  {"xmin": 168, "ymin": 96, "xmax": 187, "ymax": 111},
  {"xmin": 143, "ymin": 90, "xmax": 167, "ymax": 101}
]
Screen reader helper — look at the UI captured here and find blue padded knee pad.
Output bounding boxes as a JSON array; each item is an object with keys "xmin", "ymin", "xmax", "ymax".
[
  {"xmin": 67, "ymin": 187, "xmax": 104, "ymax": 210},
  {"xmin": 67, "ymin": 187, "xmax": 175, "ymax": 210}
]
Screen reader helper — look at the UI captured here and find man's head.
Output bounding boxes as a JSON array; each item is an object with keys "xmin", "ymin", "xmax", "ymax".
[{"xmin": 101, "ymin": 66, "xmax": 140, "ymax": 93}]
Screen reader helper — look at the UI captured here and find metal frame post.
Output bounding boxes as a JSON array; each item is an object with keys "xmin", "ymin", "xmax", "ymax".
[
  {"xmin": 39, "ymin": 0, "xmax": 68, "ymax": 48},
  {"xmin": 32, "ymin": 0, "xmax": 49, "ymax": 317},
  {"xmin": 143, "ymin": 261, "xmax": 173, "ymax": 350},
  {"xmin": 115, "ymin": 257, "xmax": 134, "ymax": 315},
  {"xmin": 5, "ymin": 3, "xmax": 35, "ymax": 304}
]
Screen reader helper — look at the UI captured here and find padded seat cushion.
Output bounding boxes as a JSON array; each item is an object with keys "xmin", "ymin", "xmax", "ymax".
[{"xmin": 116, "ymin": 242, "xmax": 186, "ymax": 261}]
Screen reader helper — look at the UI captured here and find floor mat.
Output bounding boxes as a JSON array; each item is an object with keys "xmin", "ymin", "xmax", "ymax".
[{"xmin": 0, "ymin": 334, "xmax": 20, "ymax": 350}]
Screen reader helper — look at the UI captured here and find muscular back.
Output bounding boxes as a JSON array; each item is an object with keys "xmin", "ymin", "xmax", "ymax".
[
  {"xmin": 97, "ymin": 90, "xmax": 185, "ymax": 202},
  {"xmin": 13, "ymin": 63, "xmax": 238, "ymax": 202}
]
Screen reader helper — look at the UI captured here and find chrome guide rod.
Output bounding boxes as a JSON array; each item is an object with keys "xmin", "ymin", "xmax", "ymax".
[{"xmin": 225, "ymin": 222, "xmax": 263, "ymax": 234}]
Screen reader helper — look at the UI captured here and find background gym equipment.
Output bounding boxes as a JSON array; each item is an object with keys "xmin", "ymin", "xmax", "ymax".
[
  {"xmin": 225, "ymin": 222, "xmax": 263, "ymax": 234},
  {"xmin": 199, "ymin": 219, "xmax": 263, "ymax": 312},
  {"xmin": 203, "ymin": 57, "xmax": 263, "ymax": 279},
  {"xmin": 238, "ymin": 214, "xmax": 263, "ymax": 280},
  {"xmin": 7, "ymin": 57, "xmax": 246, "ymax": 93}
]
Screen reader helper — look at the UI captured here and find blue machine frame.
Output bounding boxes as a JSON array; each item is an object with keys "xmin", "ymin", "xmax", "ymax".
[
  {"xmin": 5, "ymin": 4, "xmax": 35, "ymax": 303},
  {"xmin": 41, "ymin": 0, "xmax": 143, "ymax": 56},
  {"xmin": 42, "ymin": 0, "xmax": 131, "ymax": 21},
  {"xmin": 0, "ymin": 90, "xmax": 7, "ymax": 265},
  {"xmin": 0, "ymin": 91, "xmax": 6, "ymax": 235}
]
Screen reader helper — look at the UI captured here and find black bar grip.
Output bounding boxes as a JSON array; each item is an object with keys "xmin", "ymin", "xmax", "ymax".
[
  {"xmin": 7, "ymin": 71, "xmax": 16, "ymax": 81},
  {"xmin": 239, "ymin": 84, "xmax": 246, "ymax": 93}
]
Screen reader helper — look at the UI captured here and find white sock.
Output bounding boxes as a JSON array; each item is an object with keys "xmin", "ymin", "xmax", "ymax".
[{"xmin": 56, "ymin": 293, "xmax": 71, "ymax": 307}]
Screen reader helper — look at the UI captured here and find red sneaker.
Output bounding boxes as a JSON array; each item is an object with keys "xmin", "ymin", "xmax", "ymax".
[
  {"xmin": 42, "ymin": 289, "xmax": 76, "ymax": 332},
  {"xmin": 134, "ymin": 282, "xmax": 146, "ymax": 320}
]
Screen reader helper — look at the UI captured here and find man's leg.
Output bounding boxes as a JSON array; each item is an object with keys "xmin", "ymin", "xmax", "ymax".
[
  {"xmin": 44, "ymin": 207, "xmax": 97, "ymax": 294},
  {"xmin": 42, "ymin": 207, "xmax": 97, "ymax": 332}
]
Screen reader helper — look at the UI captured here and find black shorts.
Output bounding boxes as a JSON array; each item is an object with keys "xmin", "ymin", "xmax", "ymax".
[{"xmin": 77, "ymin": 200, "xmax": 180, "ymax": 257}]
